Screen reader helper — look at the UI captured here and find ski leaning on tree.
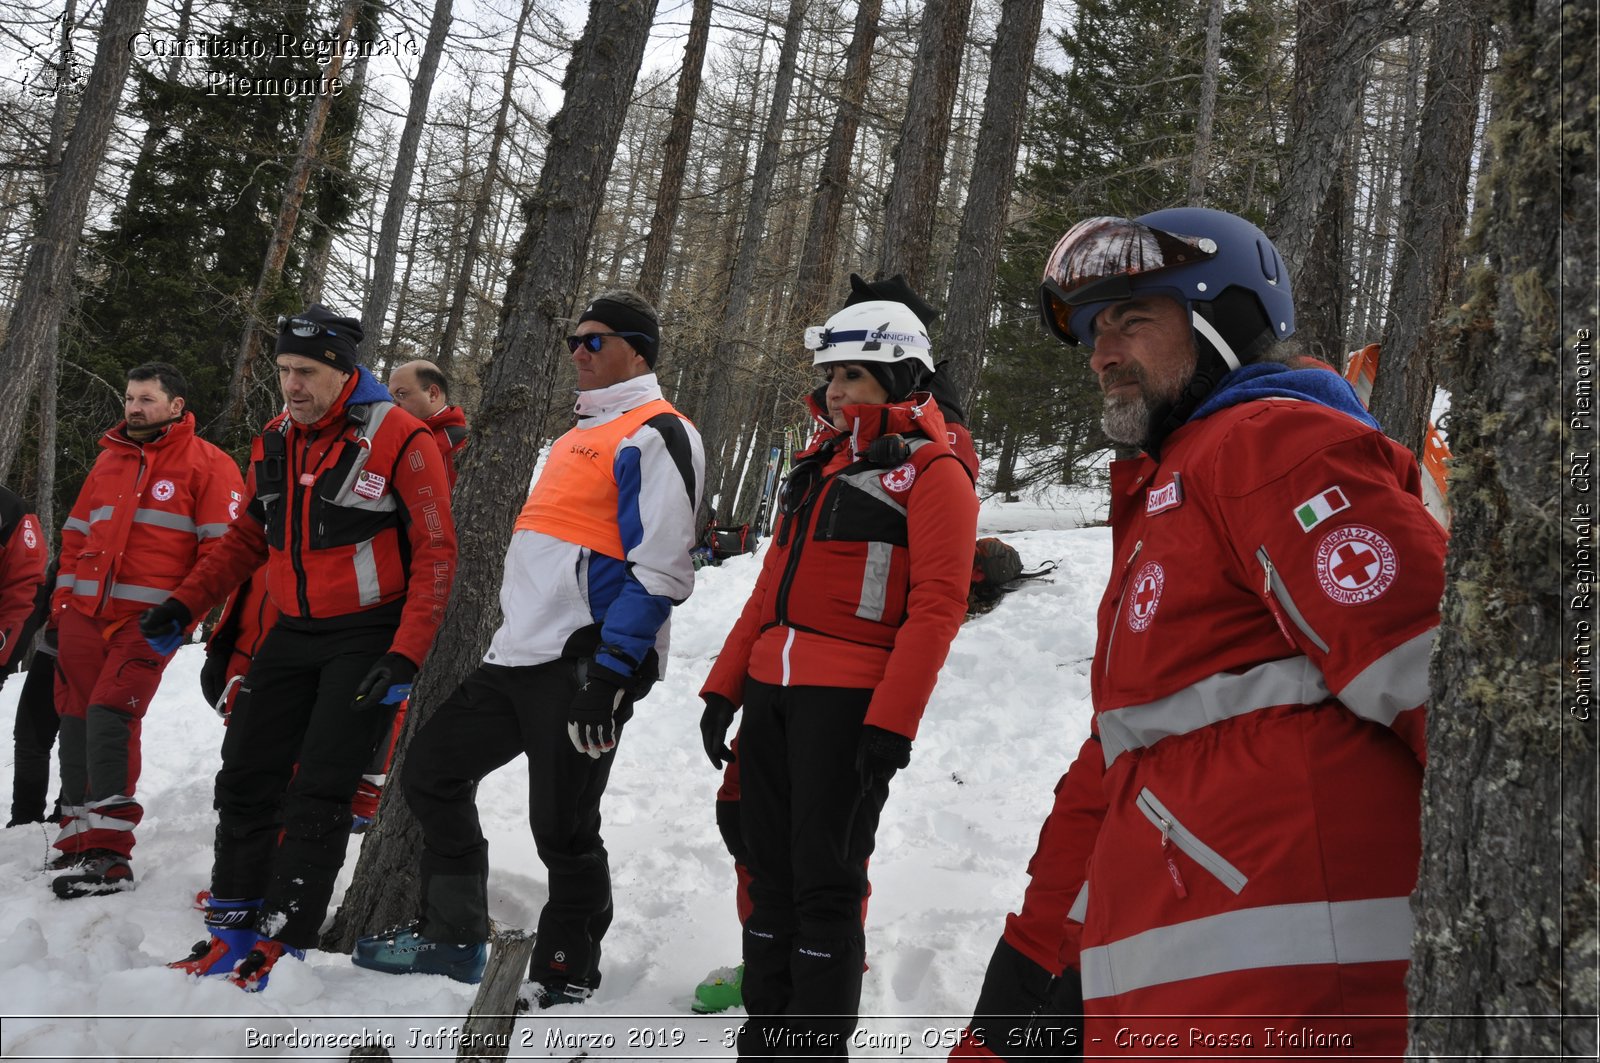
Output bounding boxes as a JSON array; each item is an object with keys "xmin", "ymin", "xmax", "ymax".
[
  {"xmin": 951, "ymin": 208, "xmax": 1448, "ymax": 1061},
  {"xmin": 141, "ymin": 306, "xmax": 458, "ymax": 992},
  {"xmin": 49, "ymin": 364, "xmax": 243, "ymax": 899},
  {"xmin": 699, "ymin": 296, "xmax": 979, "ymax": 1059},
  {"xmin": 351, "ymin": 291, "xmax": 705, "ymax": 1009}
]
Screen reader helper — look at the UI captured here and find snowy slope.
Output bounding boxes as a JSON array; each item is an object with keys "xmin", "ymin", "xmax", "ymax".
[{"xmin": 0, "ymin": 488, "xmax": 1110, "ymax": 1061}]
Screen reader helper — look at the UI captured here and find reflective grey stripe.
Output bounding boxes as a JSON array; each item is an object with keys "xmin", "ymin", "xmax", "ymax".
[
  {"xmin": 108, "ymin": 582, "xmax": 171, "ymax": 605},
  {"xmin": 56, "ymin": 573, "xmax": 78, "ymax": 590},
  {"xmin": 1255, "ymin": 546, "xmax": 1329, "ymax": 653},
  {"xmin": 71, "ymin": 579, "xmax": 100, "ymax": 597},
  {"xmin": 133, "ymin": 508, "xmax": 197, "ymax": 534},
  {"xmin": 1068, "ymin": 884, "xmax": 1088, "ymax": 924},
  {"xmin": 833, "ymin": 436, "xmax": 933, "ymax": 515},
  {"xmin": 353, "ymin": 538, "xmax": 382, "ymax": 606},
  {"xmin": 63, "ymin": 517, "xmax": 90, "ymax": 535},
  {"xmin": 196, "ymin": 522, "xmax": 231, "ymax": 540},
  {"xmin": 1079, "ymin": 897, "xmax": 1413, "ymax": 1000},
  {"xmin": 87, "ymin": 505, "xmax": 116, "ymax": 525},
  {"xmin": 1099, "ymin": 656, "xmax": 1330, "ymax": 768},
  {"xmin": 329, "ymin": 401, "xmax": 402, "ymax": 513},
  {"xmin": 1337, "ymin": 627, "xmax": 1435, "ymax": 727},
  {"xmin": 1135, "ymin": 788, "xmax": 1248, "ymax": 894},
  {"xmin": 856, "ymin": 541, "xmax": 893, "ymax": 621}
]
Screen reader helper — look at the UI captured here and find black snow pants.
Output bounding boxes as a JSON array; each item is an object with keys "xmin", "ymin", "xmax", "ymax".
[
  {"xmin": 735, "ymin": 679, "xmax": 889, "ymax": 1060},
  {"xmin": 402, "ymin": 660, "xmax": 629, "ymax": 991}
]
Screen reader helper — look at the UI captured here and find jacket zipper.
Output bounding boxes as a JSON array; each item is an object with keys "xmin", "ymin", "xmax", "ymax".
[
  {"xmin": 773, "ymin": 485, "xmax": 822, "ymax": 626},
  {"xmin": 1135, "ymin": 787, "xmax": 1248, "ymax": 897},
  {"xmin": 289, "ymin": 429, "xmax": 312, "ymax": 616},
  {"xmin": 1255, "ymin": 546, "xmax": 1330, "ymax": 653},
  {"xmin": 1102, "ymin": 539, "xmax": 1142, "ymax": 677}
]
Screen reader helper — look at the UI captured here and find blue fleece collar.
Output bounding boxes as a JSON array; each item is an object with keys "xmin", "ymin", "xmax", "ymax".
[
  {"xmin": 347, "ymin": 365, "xmax": 394, "ymax": 407},
  {"xmin": 1190, "ymin": 362, "xmax": 1380, "ymax": 431}
]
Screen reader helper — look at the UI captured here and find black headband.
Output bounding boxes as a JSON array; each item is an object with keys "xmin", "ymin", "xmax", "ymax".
[{"xmin": 578, "ymin": 298, "xmax": 659, "ymax": 367}]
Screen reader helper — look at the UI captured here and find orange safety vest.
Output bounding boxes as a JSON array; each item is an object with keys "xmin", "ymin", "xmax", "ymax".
[{"xmin": 515, "ymin": 398, "xmax": 676, "ymax": 559}]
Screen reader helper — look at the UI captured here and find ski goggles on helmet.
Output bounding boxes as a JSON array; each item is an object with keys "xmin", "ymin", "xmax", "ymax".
[
  {"xmin": 1039, "ymin": 216, "xmax": 1219, "ymax": 345},
  {"xmin": 277, "ymin": 315, "xmax": 333, "ymax": 338}
]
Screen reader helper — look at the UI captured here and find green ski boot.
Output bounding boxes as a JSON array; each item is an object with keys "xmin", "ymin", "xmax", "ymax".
[{"xmin": 691, "ymin": 963, "xmax": 744, "ymax": 1013}]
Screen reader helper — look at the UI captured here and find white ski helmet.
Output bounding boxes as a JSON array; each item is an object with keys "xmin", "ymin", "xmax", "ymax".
[{"xmin": 805, "ymin": 300, "xmax": 935, "ymax": 386}]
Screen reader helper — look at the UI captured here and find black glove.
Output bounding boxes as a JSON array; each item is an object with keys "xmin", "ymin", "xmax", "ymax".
[
  {"xmin": 699, "ymin": 694, "xmax": 738, "ymax": 770},
  {"xmin": 350, "ymin": 652, "xmax": 417, "ymax": 711},
  {"xmin": 855, "ymin": 724, "xmax": 911, "ymax": 792},
  {"xmin": 200, "ymin": 651, "xmax": 230, "ymax": 711},
  {"xmin": 138, "ymin": 598, "xmax": 193, "ymax": 655},
  {"xmin": 567, "ymin": 660, "xmax": 637, "ymax": 759}
]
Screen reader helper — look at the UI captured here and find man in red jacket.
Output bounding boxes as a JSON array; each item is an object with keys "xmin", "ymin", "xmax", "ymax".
[
  {"xmin": 952, "ymin": 209, "xmax": 1447, "ymax": 1060},
  {"xmin": 387, "ymin": 359, "xmax": 469, "ymax": 488},
  {"xmin": 0, "ymin": 485, "xmax": 47, "ymax": 684},
  {"xmin": 140, "ymin": 306, "xmax": 457, "ymax": 991},
  {"xmin": 47, "ymin": 364, "xmax": 244, "ymax": 898}
]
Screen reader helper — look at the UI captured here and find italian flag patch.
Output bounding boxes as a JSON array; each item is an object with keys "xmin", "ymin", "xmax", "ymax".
[{"xmin": 1295, "ymin": 486, "xmax": 1350, "ymax": 532}]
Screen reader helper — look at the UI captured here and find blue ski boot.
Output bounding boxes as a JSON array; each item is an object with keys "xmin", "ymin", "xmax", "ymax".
[{"xmin": 351, "ymin": 923, "xmax": 487, "ymax": 984}]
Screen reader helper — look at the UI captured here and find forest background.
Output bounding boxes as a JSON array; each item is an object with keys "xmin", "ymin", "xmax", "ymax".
[{"xmin": 0, "ymin": 0, "xmax": 1590, "ymax": 1057}]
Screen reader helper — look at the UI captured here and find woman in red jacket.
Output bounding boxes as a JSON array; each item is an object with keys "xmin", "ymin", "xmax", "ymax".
[{"xmin": 699, "ymin": 298, "xmax": 979, "ymax": 1059}]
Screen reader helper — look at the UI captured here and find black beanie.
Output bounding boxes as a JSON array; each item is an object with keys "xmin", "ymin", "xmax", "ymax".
[
  {"xmin": 578, "ymin": 293, "xmax": 661, "ymax": 367},
  {"xmin": 275, "ymin": 305, "xmax": 363, "ymax": 374},
  {"xmin": 862, "ymin": 361, "xmax": 927, "ymax": 403}
]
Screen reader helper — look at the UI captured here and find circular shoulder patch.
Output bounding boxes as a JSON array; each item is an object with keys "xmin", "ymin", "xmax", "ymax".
[
  {"xmin": 1125, "ymin": 560, "xmax": 1165, "ymax": 632},
  {"xmin": 1315, "ymin": 525, "xmax": 1398, "ymax": 604},
  {"xmin": 23, "ymin": 527, "xmax": 38, "ymax": 549},
  {"xmin": 880, "ymin": 462, "xmax": 916, "ymax": 493},
  {"xmin": 151, "ymin": 478, "xmax": 176, "ymax": 502}
]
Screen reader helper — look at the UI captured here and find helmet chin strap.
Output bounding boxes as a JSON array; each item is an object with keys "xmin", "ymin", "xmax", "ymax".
[{"xmin": 1190, "ymin": 310, "xmax": 1241, "ymax": 370}]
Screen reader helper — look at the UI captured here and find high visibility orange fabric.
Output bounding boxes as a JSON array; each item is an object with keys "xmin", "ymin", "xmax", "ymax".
[{"xmin": 514, "ymin": 397, "xmax": 674, "ymax": 559}]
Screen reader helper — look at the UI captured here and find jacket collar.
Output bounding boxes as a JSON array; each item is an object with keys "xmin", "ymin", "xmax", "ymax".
[
  {"xmin": 801, "ymin": 392, "xmax": 950, "ymax": 462},
  {"xmin": 105, "ymin": 411, "xmax": 197, "ymax": 451},
  {"xmin": 574, "ymin": 373, "xmax": 662, "ymax": 422},
  {"xmin": 427, "ymin": 404, "xmax": 468, "ymax": 430}
]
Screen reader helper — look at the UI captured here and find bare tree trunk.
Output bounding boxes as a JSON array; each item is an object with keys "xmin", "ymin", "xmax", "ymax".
[
  {"xmin": 1295, "ymin": 128, "xmax": 1354, "ymax": 365},
  {"xmin": 1407, "ymin": 0, "xmax": 1594, "ymax": 1056},
  {"xmin": 875, "ymin": 0, "xmax": 974, "ymax": 291},
  {"xmin": 787, "ymin": 0, "xmax": 883, "ymax": 336},
  {"xmin": 697, "ymin": 0, "xmax": 809, "ymax": 518},
  {"xmin": 638, "ymin": 0, "xmax": 712, "ymax": 304},
  {"xmin": 939, "ymin": 0, "xmax": 1046, "ymax": 412},
  {"xmin": 1368, "ymin": 0, "xmax": 1486, "ymax": 456},
  {"xmin": 325, "ymin": 0, "xmax": 661, "ymax": 951},
  {"xmin": 1187, "ymin": 0, "xmax": 1225, "ymax": 205},
  {"xmin": 223, "ymin": 0, "xmax": 362, "ymax": 434},
  {"xmin": 0, "ymin": 0, "xmax": 150, "ymax": 483},
  {"xmin": 436, "ymin": 0, "xmax": 532, "ymax": 367},
  {"xmin": 359, "ymin": 0, "xmax": 456, "ymax": 363},
  {"xmin": 1271, "ymin": 0, "xmax": 1416, "ymax": 281}
]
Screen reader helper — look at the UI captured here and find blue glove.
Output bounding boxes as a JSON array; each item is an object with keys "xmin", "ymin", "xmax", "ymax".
[{"xmin": 138, "ymin": 599, "xmax": 192, "ymax": 656}]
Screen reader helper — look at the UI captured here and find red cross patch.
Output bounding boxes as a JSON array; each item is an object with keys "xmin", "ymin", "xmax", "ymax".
[
  {"xmin": 880, "ymin": 462, "xmax": 916, "ymax": 493},
  {"xmin": 1315, "ymin": 525, "xmax": 1397, "ymax": 605},
  {"xmin": 1125, "ymin": 561, "xmax": 1165, "ymax": 632},
  {"xmin": 151, "ymin": 478, "xmax": 176, "ymax": 502}
]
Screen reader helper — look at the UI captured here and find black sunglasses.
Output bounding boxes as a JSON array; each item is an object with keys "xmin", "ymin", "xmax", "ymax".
[{"xmin": 566, "ymin": 331, "xmax": 650, "ymax": 353}]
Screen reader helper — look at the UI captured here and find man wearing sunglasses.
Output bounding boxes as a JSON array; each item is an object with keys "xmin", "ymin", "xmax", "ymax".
[
  {"xmin": 353, "ymin": 290, "xmax": 704, "ymax": 1010},
  {"xmin": 141, "ymin": 304, "xmax": 458, "ymax": 991},
  {"xmin": 952, "ymin": 209, "xmax": 1448, "ymax": 1060}
]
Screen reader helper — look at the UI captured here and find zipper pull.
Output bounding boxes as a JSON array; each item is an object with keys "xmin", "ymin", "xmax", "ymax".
[{"xmin": 1160, "ymin": 819, "xmax": 1189, "ymax": 898}]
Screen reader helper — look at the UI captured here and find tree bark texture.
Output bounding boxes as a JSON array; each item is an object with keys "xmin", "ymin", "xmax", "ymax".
[
  {"xmin": 638, "ymin": 0, "xmax": 713, "ymax": 304},
  {"xmin": 938, "ymin": 0, "xmax": 1046, "ymax": 413},
  {"xmin": 787, "ymin": 0, "xmax": 882, "ymax": 339},
  {"xmin": 1295, "ymin": 132, "xmax": 1353, "ymax": 366},
  {"xmin": 1406, "ymin": 0, "xmax": 1596, "ymax": 1057},
  {"xmin": 698, "ymin": 0, "xmax": 809, "ymax": 517},
  {"xmin": 1369, "ymin": 0, "xmax": 1486, "ymax": 457},
  {"xmin": 1186, "ymin": 0, "xmax": 1225, "ymax": 206},
  {"xmin": 436, "ymin": 0, "xmax": 532, "ymax": 367},
  {"xmin": 1272, "ymin": 0, "xmax": 1415, "ymax": 283},
  {"xmin": 359, "ymin": 0, "xmax": 455, "ymax": 363},
  {"xmin": 875, "ymin": 0, "xmax": 974, "ymax": 293},
  {"xmin": 325, "ymin": 0, "xmax": 661, "ymax": 952},
  {"xmin": 224, "ymin": 0, "xmax": 363, "ymax": 435},
  {"xmin": 0, "ymin": 0, "xmax": 150, "ymax": 484}
]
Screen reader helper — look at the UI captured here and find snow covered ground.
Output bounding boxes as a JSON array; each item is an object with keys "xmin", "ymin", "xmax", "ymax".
[{"xmin": 0, "ymin": 484, "xmax": 1110, "ymax": 1062}]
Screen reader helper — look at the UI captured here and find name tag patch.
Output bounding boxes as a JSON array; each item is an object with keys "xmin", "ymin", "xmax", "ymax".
[
  {"xmin": 1146, "ymin": 474, "xmax": 1184, "ymax": 515},
  {"xmin": 353, "ymin": 470, "xmax": 388, "ymax": 500}
]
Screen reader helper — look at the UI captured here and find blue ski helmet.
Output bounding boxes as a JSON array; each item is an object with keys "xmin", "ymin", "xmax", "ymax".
[{"xmin": 1039, "ymin": 207, "xmax": 1295, "ymax": 368}]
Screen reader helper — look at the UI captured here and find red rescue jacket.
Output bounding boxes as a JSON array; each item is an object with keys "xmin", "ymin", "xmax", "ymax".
[
  {"xmin": 172, "ymin": 368, "xmax": 457, "ymax": 667},
  {"xmin": 55, "ymin": 414, "xmax": 243, "ymax": 624},
  {"xmin": 425, "ymin": 404, "xmax": 469, "ymax": 488},
  {"xmin": 0, "ymin": 487, "xmax": 48, "ymax": 668},
  {"xmin": 701, "ymin": 394, "xmax": 978, "ymax": 739}
]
